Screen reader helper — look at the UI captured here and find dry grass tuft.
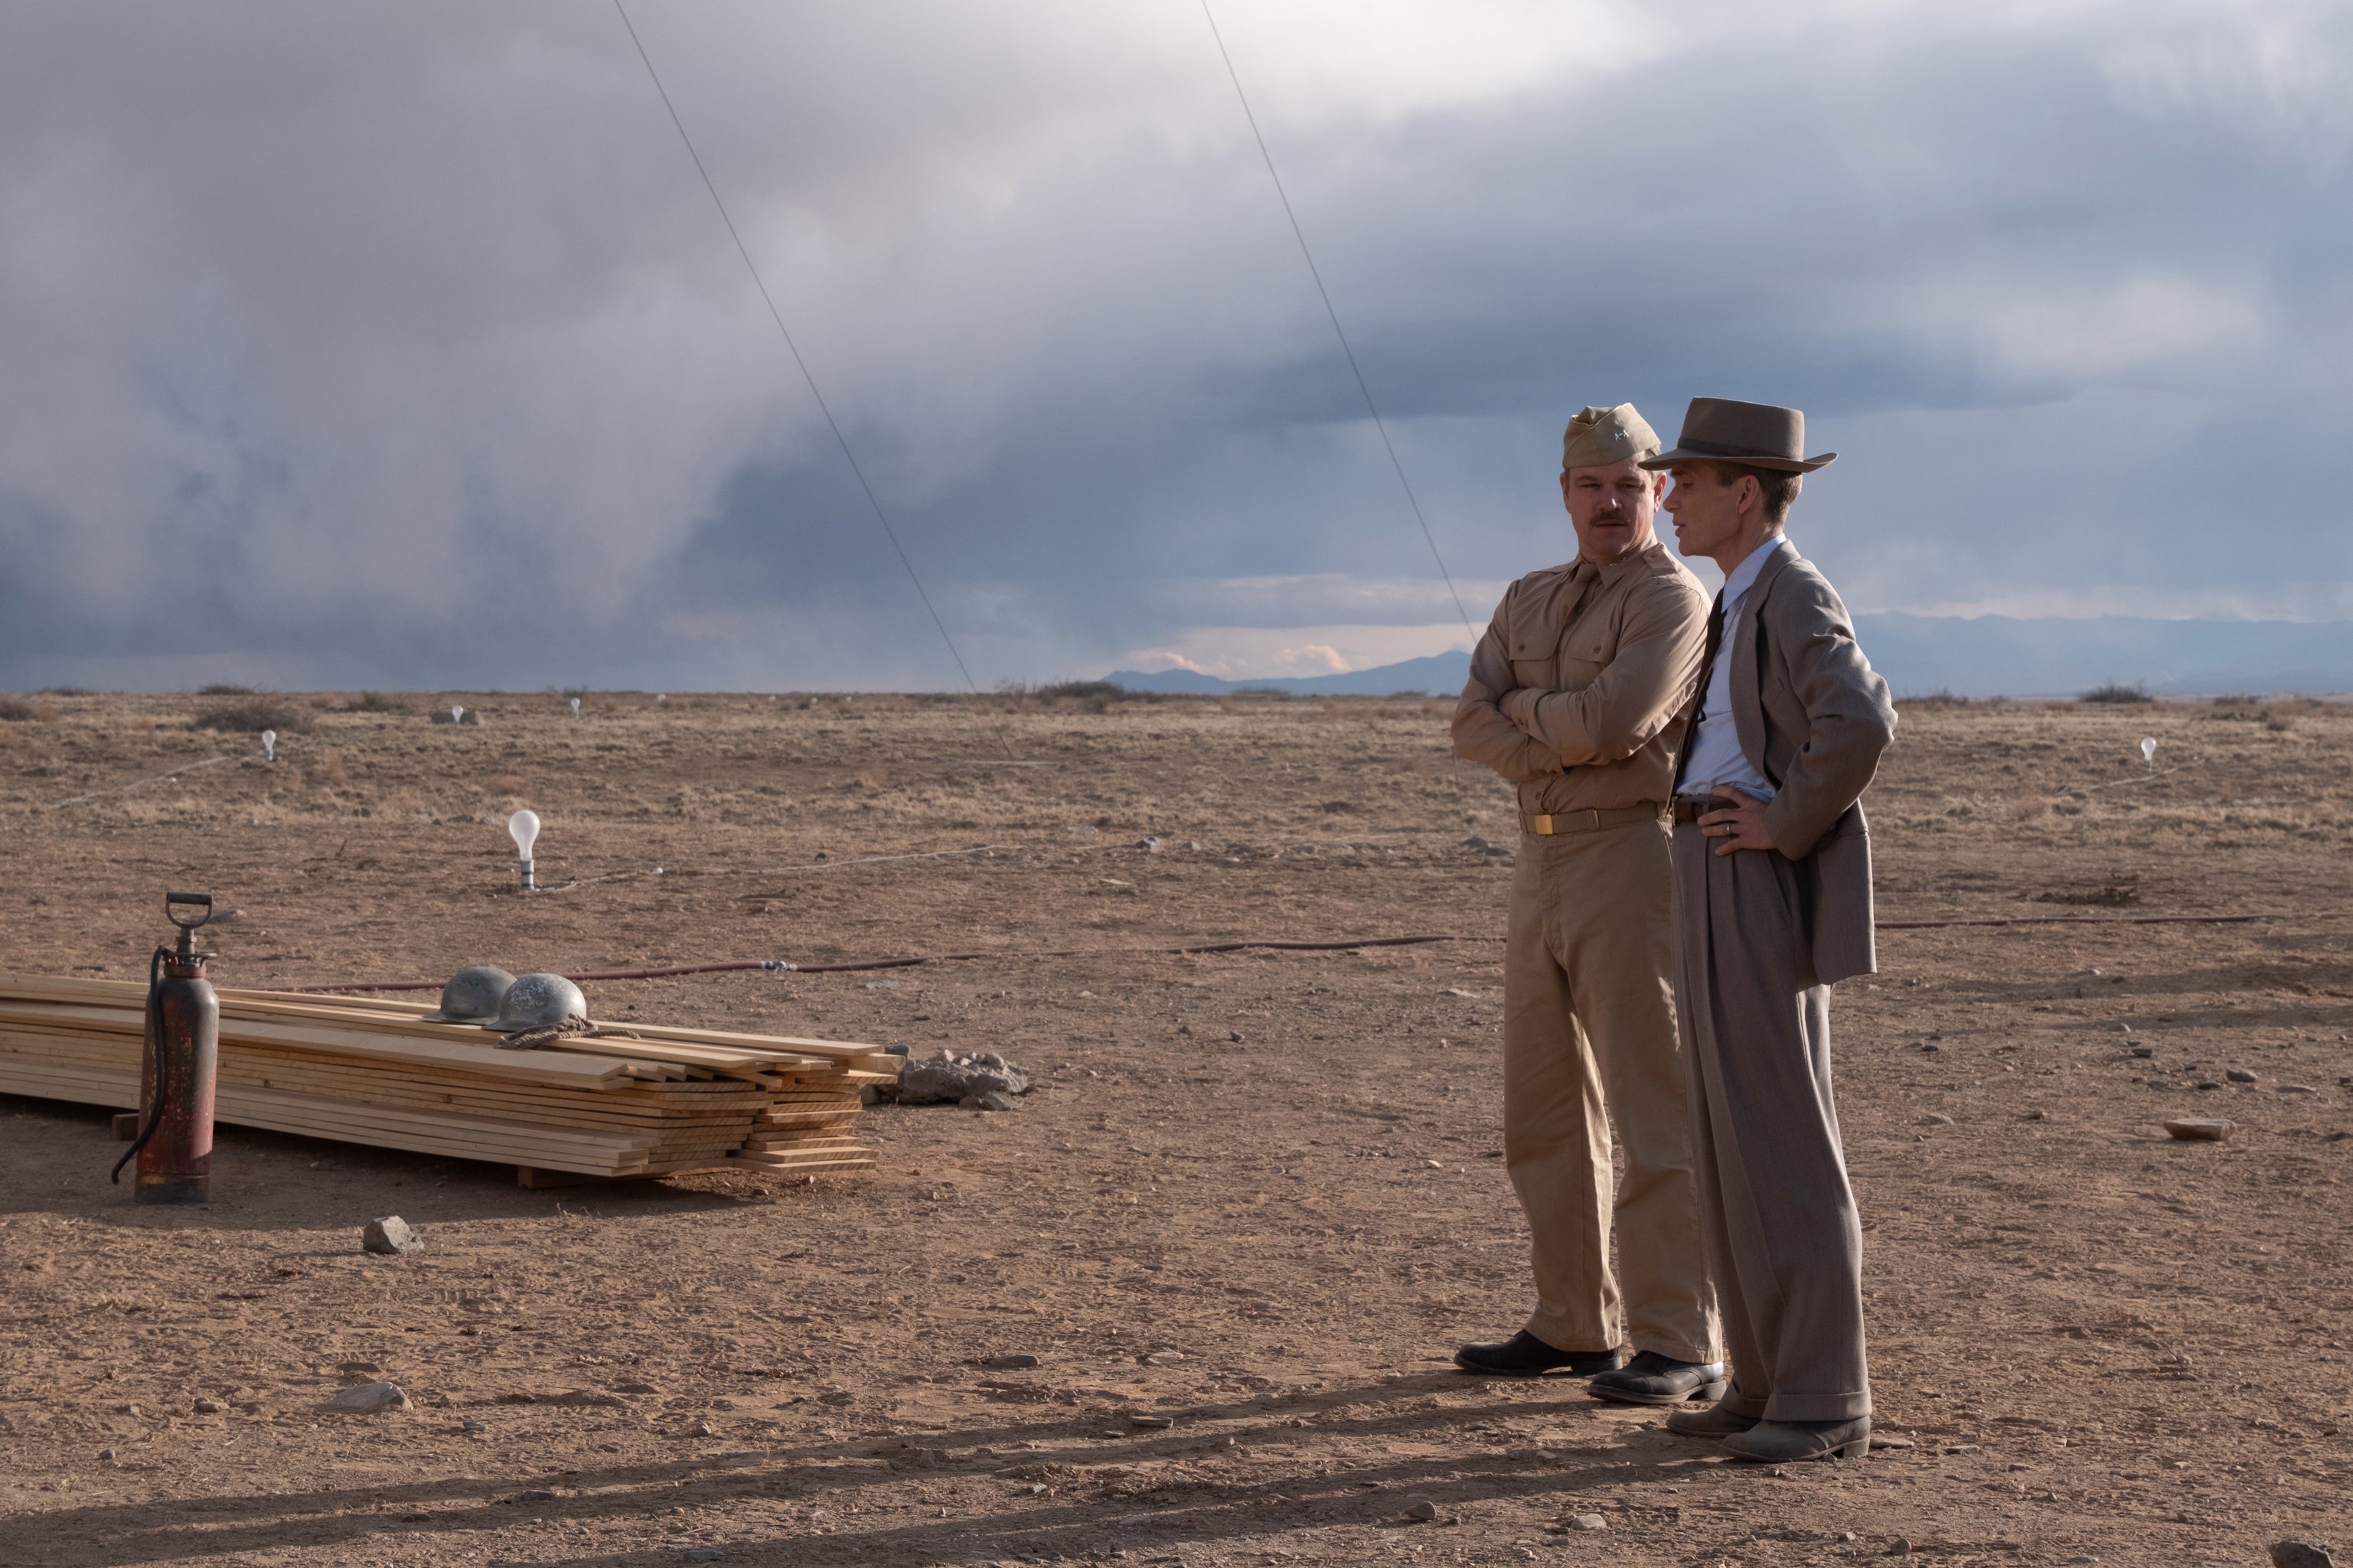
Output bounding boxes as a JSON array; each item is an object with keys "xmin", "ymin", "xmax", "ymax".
[
  {"xmin": 194, "ymin": 696, "xmax": 312, "ymax": 734},
  {"xmin": 0, "ymin": 696, "xmax": 38, "ymax": 722},
  {"xmin": 485, "ymin": 772, "xmax": 525, "ymax": 796}
]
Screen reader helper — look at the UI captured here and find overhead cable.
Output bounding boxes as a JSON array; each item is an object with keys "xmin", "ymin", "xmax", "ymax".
[
  {"xmin": 612, "ymin": 1, "xmax": 1007, "ymax": 738},
  {"xmin": 1198, "ymin": 1, "xmax": 1476, "ymax": 639}
]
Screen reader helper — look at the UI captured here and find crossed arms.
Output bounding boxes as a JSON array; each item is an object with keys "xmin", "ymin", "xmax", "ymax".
[{"xmin": 1451, "ymin": 575, "xmax": 1707, "ymax": 784}]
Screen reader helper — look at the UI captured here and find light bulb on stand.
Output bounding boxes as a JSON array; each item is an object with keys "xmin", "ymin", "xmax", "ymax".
[
  {"xmin": 261, "ymin": 729, "xmax": 276, "ymax": 763},
  {"xmin": 452, "ymin": 704, "xmax": 465, "ymax": 725},
  {"xmin": 2139, "ymin": 735, "xmax": 2157, "ymax": 773},
  {"xmin": 508, "ymin": 809, "xmax": 540, "ymax": 892},
  {"xmin": 569, "ymin": 696, "xmax": 581, "ymax": 719}
]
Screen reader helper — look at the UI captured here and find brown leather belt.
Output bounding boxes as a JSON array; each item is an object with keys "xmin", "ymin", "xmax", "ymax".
[
  {"xmin": 1672, "ymin": 795, "xmax": 1732, "ymax": 823},
  {"xmin": 1520, "ymin": 804, "xmax": 1669, "ymax": 836}
]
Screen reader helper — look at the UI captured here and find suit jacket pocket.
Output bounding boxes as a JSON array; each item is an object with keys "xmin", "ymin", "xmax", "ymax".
[{"xmin": 1806, "ymin": 810, "xmax": 1877, "ymax": 986}]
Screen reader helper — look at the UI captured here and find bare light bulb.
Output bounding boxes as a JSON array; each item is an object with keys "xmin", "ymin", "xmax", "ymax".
[
  {"xmin": 508, "ymin": 808, "xmax": 540, "ymax": 891},
  {"xmin": 261, "ymin": 729, "xmax": 276, "ymax": 762},
  {"xmin": 451, "ymin": 704, "xmax": 465, "ymax": 725},
  {"xmin": 2139, "ymin": 735, "xmax": 2157, "ymax": 772},
  {"xmin": 569, "ymin": 696, "xmax": 581, "ymax": 719}
]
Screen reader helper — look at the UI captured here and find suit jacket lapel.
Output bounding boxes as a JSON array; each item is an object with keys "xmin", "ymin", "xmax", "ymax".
[{"xmin": 1731, "ymin": 543, "xmax": 1794, "ymax": 784}]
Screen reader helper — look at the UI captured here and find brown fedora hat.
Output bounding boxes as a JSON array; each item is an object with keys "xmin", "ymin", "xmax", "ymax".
[{"xmin": 1638, "ymin": 397, "xmax": 1836, "ymax": 474}]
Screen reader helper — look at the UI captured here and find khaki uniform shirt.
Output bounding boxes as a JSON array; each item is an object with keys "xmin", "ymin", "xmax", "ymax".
[{"xmin": 1452, "ymin": 540, "xmax": 1709, "ymax": 815}]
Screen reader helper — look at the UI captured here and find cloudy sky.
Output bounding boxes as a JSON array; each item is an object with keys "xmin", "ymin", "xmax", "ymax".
[{"xmin": 2, "ymin": 0, "xmax": 2348, "ymax": 691}]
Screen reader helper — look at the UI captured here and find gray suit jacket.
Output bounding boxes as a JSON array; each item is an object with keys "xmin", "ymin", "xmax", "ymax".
[{"xmin": 1677, "ymin": 542, "xmax": 1896, "ymax": 985}]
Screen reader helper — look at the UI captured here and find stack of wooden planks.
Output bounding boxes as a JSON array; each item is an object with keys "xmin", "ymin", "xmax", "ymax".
[{"xmin": 0, "ymin": 974, "xmax": 898, "ymax": 1183}]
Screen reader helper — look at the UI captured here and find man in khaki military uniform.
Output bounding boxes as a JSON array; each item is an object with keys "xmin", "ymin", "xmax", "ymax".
[{"xmin": 1449, "ymin": 403, "xmax": 1725, "ymax": 1405}]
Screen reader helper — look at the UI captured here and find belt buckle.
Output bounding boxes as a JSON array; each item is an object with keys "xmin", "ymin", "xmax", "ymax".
[{"xmin": 1528, "ymin": 814, "xmax": 1553, "ymax": 836}]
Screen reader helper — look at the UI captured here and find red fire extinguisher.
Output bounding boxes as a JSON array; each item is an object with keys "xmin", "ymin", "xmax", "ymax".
[{"xmin": 112, "ymin": 892, "xmax": 219, "ymax": 1204}]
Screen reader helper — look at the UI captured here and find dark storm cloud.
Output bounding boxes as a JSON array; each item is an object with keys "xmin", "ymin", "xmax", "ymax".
[{"xmin": 2, "ymin": 1, "xmax": 2350, "ymax": 690}]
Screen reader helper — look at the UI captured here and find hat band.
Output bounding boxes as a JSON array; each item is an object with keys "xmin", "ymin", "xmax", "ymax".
[{"xmin": 1670, "ymin": 434, "xmax": 1798, "ymax": 463}]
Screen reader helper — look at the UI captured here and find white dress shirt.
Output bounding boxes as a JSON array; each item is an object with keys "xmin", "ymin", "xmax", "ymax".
[{"xmin": 1679, "ymin": 535, "xmax": 1789, "ymax": 802}]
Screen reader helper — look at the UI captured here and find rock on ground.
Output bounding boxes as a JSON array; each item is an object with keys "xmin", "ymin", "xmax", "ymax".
[
  {"xmin": 361, "ymin": 1216, "xmax": 423, "ymax": 1254},
  {"xmin": 328, "ymin": 1382, "xmax": 410, "ymax": 1413},
  {"xmin": 886, "ymin": 1051, "xmax": 1030, "ymax": 1106}
]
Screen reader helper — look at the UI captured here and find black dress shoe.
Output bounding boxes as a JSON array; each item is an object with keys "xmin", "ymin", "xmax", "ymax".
[
  {"xmin": 1665, "ymin": 1398, "xmax": 1761, "ymax": 1438},
  {"xmin": 1587, "ymin": 1349, "xmax": 1729, "ymax": 1407},
  {"xmin": 1723, "ymin": 1416, "xmax": 1871, "ymax": 1462},
  {"xmin": 1453, "ymin": 1331, "xmax": 1626, "ymax": 1377}
]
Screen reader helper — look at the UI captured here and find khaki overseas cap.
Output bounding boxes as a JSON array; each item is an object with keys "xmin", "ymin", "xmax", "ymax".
[{"xmin": 1561, "ymin": 403, "xmax": 1660, "ymax": 473}]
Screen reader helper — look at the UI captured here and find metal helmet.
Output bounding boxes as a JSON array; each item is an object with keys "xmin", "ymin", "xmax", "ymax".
[
  {"xmin": 487, "ymin": 971, "xmax": 588, "ymax": 1033},
  {"xmin": 423, "ymin": 965, "xmax": 516, "ymax": 1023}
]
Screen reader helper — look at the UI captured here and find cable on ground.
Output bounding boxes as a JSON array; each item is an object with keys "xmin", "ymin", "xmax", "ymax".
[{"xmin": 289, "ymin": 916, "xmax": 2279, "ymax": 995}]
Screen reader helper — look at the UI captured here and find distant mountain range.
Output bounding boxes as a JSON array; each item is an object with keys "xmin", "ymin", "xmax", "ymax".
[
  {"xmin": 1105, "ymin": 651, "xmax": 1473, "ymax": 696},
  {"xmin": 1107, "ymin": 615, "xmax": 2353, "ymax": 698}
]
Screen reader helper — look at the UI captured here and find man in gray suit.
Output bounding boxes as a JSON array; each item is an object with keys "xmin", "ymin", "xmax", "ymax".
[{"xmin": 1641, "ymin": 398, "xmax": 1896, "ymax": 1463}]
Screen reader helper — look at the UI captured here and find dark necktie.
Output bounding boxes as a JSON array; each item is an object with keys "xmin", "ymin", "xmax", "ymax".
[{"xmin": 1674, "ymin": 592, "xmax": 1726, "ymax": 791}]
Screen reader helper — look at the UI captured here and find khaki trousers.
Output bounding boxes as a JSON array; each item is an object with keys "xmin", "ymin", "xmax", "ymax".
[
  {"xmin": 1670, "ymin": 823, "xmax": 1872, "ymax": 1421},
  {"xmin": 1503, "ymin": 814, "xmax": 1717, "ymax": 1364}
]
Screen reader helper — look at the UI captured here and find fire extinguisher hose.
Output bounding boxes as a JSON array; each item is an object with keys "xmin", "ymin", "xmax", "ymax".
[{"xmin": 110, "ymin": 946, "xmax": 171, "ymax": 1185}]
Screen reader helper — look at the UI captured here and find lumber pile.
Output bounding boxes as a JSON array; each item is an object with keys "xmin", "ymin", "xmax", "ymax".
[{"xmin": 0, "ymin": 975, "xmax": 898, "ymax": 1182}]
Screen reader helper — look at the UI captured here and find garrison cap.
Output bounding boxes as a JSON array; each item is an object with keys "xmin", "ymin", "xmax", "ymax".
[{"xmin": 1561, "ymin": 403, "xmax": 1660, "ymax": 473}]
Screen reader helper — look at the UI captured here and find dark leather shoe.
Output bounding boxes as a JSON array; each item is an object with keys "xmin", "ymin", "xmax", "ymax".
[
  {"xmin": 1588, "ymin": 1350, "xmax": 1728, "ymax": 1406},
  {"xmin": 1722, "ymin": 1416, "xmax": 1871, "ymax": 1462},
  {"xmin": 1453, "ymin": 1331, "xmax": 1625, "ymax": 1377},
  {"xmin": 1665, "ymin": 1398, "xmax": 1761, "ymax": 1438}
]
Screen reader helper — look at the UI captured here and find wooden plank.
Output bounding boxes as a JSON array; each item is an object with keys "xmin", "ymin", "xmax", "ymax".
[
  {"xmin": 207, "ymin": 984, "xmax": 890, "ymax": 1064},
  {"xmin": 2, "ymin": 1029, "xmax": 785, "ymax": 1126},
  {"xmin": 5, "ymin": 1064, "xmax": 660, "ymax": 1171},
  {"xmin": 219, "ymin": 1048, "xmax": 770, "ymax": 1110},
  {"xmin": 2, "ymin": 976, "xmax": 898, "ymax": 1068},
  {"xmin": 211, "ymin": 1089, "xmax": 660, "ymax": 1172},
  {"xmin": 0, "ymin": 1002, "xmax": 639, "ymax": 1088},
  {"xmin": 726, "ymin": 1152, "xmax": 876, "ymax": 1171},
  {"xmin": 0, "ymin": 1026, "xmax": 694, "ymax": 1109}
]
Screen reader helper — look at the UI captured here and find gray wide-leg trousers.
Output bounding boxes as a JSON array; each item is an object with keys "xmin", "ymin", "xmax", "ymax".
[{"xmin": 1671, "ymin": 822, "xmax": 1871, "ymax": 1422}]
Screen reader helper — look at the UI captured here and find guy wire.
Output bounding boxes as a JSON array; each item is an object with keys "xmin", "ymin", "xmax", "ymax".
[
  {"xmin": 1199, "ymin": 0, "xmax": 1476, "ymax": 640},
  {"xmin": 614, "ymin": 0, "xmax": 1014, "ymax": 756}
]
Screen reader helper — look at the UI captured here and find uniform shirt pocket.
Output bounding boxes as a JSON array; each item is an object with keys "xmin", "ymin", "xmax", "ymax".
[
  {"xmin": 1556, "ymin": 613, "xmax": 1618, "ymax": 688},
  {"xmin": 1507, "ymin": 631, "xmax": 1554, "ymax": 690}
]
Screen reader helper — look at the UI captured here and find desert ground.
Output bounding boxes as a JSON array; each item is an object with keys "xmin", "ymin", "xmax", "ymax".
[{"xmin": 1, "ymin": 686, "xmax": 2348, "ymax": 1568}]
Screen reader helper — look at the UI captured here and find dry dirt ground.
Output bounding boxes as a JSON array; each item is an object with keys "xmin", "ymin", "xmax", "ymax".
[{"xmin": 2, "ymin": 689, "xmax": 2349, "ymax": 1568}]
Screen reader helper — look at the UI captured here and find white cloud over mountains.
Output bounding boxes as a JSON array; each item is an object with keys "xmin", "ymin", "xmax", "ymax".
[{"xmin": 2, "ymin": 1, "xmax": 2348, "ymax": 690}]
